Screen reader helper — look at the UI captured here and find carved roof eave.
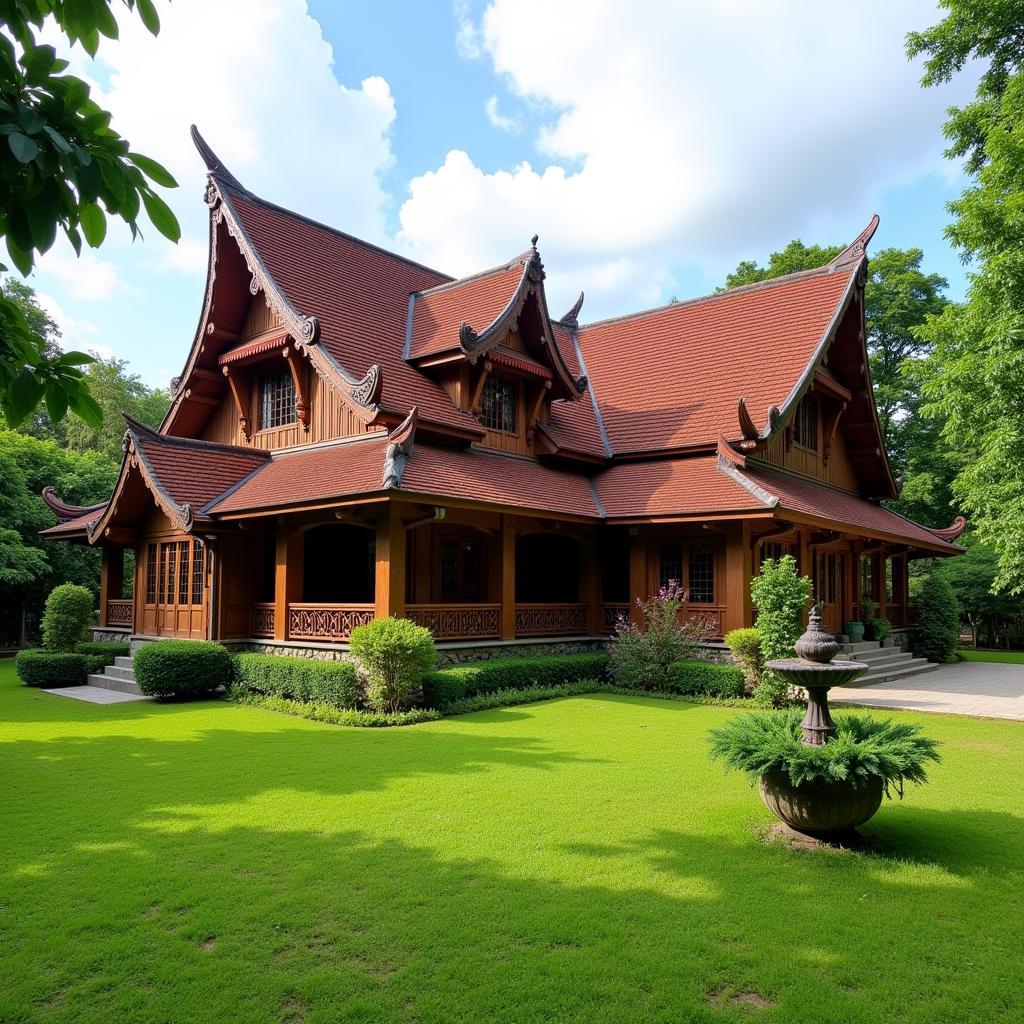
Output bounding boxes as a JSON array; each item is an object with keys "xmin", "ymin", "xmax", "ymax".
[
  {"xmin": 382, "ymin": 406, "xmax": 418, "ymax": 489},
  {"xmin": 457, "ymin": 247, "xmax": 587, "ymax": 400},
  {"xmin": 40, "ymin": 486, "xmax": 105, "ymax": 523},
  {"xmin": 929, "ymin": 515, "xmax": 967, "ymax": 542},
  {"xmin": 87, "ymin": 419, "xmax": 206, "ymax": 543},
  {"xmin": 163, "ymin": 127, "xmax": 385, "ymax": 432}
]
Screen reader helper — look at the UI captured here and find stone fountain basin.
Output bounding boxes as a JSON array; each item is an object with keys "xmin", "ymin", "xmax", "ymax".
[{"xmin": 765, "ymin": 659, "xmax": 869, "ymax": 689}]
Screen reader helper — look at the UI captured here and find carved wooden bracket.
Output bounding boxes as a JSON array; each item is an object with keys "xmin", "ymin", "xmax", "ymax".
[
  {"xmin": 282, "ymin": 346, "xmax": 310, "ymax": 431},
  {"xmin": 526, "ymin": 379, "xmax": 553, "ymax": 444},
  {"xmin": 469, "ymin": 359, "xmax": 493, "ymax": 415},
  {"xmin": 822, "ymin": 399, "xmax": 847, "ymax": 466},
  {"xmin": 222, "ymin": 366, "xmax": 252, "ymax": 439}
]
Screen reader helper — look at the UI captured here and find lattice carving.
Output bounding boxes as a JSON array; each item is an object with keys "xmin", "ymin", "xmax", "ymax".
[
  {"xmin": 602, "ymin": 605, "xmax": 630, "ymax": 634},
  {"xmin": 106, "ymin": 600, "xmax": 133, "ymax": 626},
  {"xmin": 287, "ymin": 605, "xmax": 374, "ymax": 641},
  {"xmin": 406, "ymin": 605, "xmax": 500, "ymax": 640},
  {"xmin": 514, "ymin": 604, "xmax": 588, "ymax": 637},
  {"xmin": 251, "ymin": 604, "xmax": 275, "ymax": 638}
]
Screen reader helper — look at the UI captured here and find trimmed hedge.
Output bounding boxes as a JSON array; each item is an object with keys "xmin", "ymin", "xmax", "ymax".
[
  {"xmin": 134, "ymin": 640, "xmax": 232, "ymax": 698},
  {"xmin": 421, "ymin": 653, "xmax": 610, "ymax": 709},
  {"xmin": 232, "ymin": 691, "xmax": 440, "ymax": 728},
  {"xmin": 41, "ymin": 584, "xmax": 94, "ymax": 652},
  {"xmin": 76, "ymin": 641, "xmax": 130, "ymax": 661},
  {"xmin": 666, "ymin": 659, "xmax": 745, "ymax": 698},
  {"xmin": 232, "ymin": 653, "xmax": 361, "ymax": 709},
  {"xmin": 15, "ymin": 650, "xmax": 86, "ymax": 687}
]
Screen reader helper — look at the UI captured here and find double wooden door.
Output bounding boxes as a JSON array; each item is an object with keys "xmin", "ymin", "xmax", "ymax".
[
  {"xmin": 814, "ymin": 551, "xmax": 845, "ymax": 635},
  {"xmin": 141, "ymin": 537, "xmax": 209, "ymax": 638}
]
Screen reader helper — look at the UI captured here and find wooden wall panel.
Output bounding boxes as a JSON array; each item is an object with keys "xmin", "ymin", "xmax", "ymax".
[
  {"xmin": 759, "ymin": 423, "xmax": 860, "ymax": 493},
  {"xmin": 241, "ymin": 295, "xmax": 283, "ymax": 337}
]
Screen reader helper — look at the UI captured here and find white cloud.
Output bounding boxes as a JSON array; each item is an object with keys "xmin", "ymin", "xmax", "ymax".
[
  {"xmin": 400, "ymin": 0, "xmax": 977, "ymax": 319},
  {"xmin": 65, "ymin": 0, "xmax": 398, "ymax": 276},
  {"xmin": 35, "ymin": 292, "xmax": 113, "ymax": 358},
  {"xmin": 37, "ymin": 248, "xmax": 130, "ymax": 301},
  {"xmin": 454, "ymin": 1, "xmax": 483, "ymax": 60},
  {"xmin": 484, "ymin": 95, "xmax": 521, "ymax": 132}
]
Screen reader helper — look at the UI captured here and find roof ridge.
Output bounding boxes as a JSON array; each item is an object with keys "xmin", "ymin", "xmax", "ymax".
[
  {"xmin": 577, "ymin": 263, "xmax": 842, "ymax": 333},
  {"xmin": 126, "ymin": 416, "xmax": 270, "ymax": 460},
  {"xmin": 412, "ymin": 251, "xmax": 530, "ymax": 298}
]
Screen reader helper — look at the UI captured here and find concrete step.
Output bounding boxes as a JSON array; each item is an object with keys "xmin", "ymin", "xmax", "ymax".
[
  {"xmin": 851, "ymin": 650, "xmax": 916, "ymax": 668},
  {"xmin": 851, "ymin": 660, "xmax": 940, "ymax": 687},
  {"xmin": 103, "ymin": 664, "xmax": 136, "ymax": 682},
  {"xmin": 114, "ymin": 656, "xmax": 134, "ymax": 670},
  {"xmin": 87, "ymin": 672, "xmax": 144, "ymax": 696},
  {"xmin": 840, "ymin": 640, "xmax": 884, "ymax": 656}
]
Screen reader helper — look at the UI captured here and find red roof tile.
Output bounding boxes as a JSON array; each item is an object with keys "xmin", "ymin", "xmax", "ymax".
[
  {"xmin": 39, "ymin": 508, "xmax": 105, "ymax": 538},
  {"xmin": 399, "ymin": 445, "xmax": 600, "ymax": 518},
  {"xmin": 408, "ymin": 259, "xmax": 526, "ymax": 360},
  {"xmin": 595, "ymin": 457, "xmax": 765, "ymax": 518},
  {"xmin": 541, "ymin": 323, "xmax": 608, "ymax": 458},
  {"xmin": 208, "ymin": 436, "xmax": 390, "ymax": 514},
  {"xmin": 226, "ymin": 192, "xmax": 482, "ymax": 436},
  {"xmin": 578, "ymin": 268, "xmax": 856, "ymax": 454}
]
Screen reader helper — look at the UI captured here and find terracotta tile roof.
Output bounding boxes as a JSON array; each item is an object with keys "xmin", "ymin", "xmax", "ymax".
[
  {"xmin": 541, "ymin": 323, "xmax": 608, "ymax": 458},
  {"xmin": 578, "ymin": 267, "xmax": 856, "ymax": 454},
  {"xmin": 208, "ymin": 436, "xmax": 390, "ymax": 514},
  {"xmin": 226, "ymin": 192, "xmax": 482, "ymax": 436},
  {"xmin": 134, "ymin": 433, "xmax": 269, "ymax": 512},
  {"xmin": 399, "ymin": 445, "xmax": 601, "ymax": 518},
  {"xmin": 39, "ymin": 508, "xmax": 105, "ymax": 538},
  {"xmin": 218, "ymin": 331, "xmax": 288, "ymax": 366},
  {"xmin": 595, "ymin": 456, "xmax": 765, "ymax": 518},
  {"xmin": 741, "ymin": 465, "xmax": 961, "ymax": 551},
  {"xmin": 408, "ymin": 259, "xmax": 526, "ymax": 359}
]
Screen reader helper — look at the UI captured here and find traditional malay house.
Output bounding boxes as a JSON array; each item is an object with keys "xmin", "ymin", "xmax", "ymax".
[{"xmin": 42, "ymin": 128, "xmax": 965, "ymax": 664}]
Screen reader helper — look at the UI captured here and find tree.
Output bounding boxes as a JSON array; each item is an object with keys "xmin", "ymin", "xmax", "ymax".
[
  {"xmin": 749, "ymin": 555, "xmax": 812, "ymax": 708},
  {"xmin": 723, "ymin": 240, "xmax": 843, "ymax": 289},
  {"xmin": 908, "ymin": 2, "xmax": 1024, "ymax": 593},
  {"xmin": 0, "ymin": 0, "xmax": 179, "ymax": 429},
  {"xmin": 935, "ymin": 542, "xmax": 1021, "ymax": 648}
]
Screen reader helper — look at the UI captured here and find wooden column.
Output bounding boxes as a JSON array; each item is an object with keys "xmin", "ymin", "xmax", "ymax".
[
  {"xmin": 583, "ymin": 527, "xmax": 602, "ymax": 636},
  {"xmin": 723, "ymin": 520, "xmax": 752, "ymax": 633},
  {"xmin": 628, "ymin": 527, "xmax": 647, "ymax": 626},
  {"xmin": 876, "ymin": 546, "xmax": 889, "ymax": 621},
  {"xmin": 500, "ymin": 514, "xmax": 516, "ymax": 640},
  {"xmin": 274, "ymin": 524, "xmax": 304, "ymax": 641},
  {"xmin": 98, "ymin": 547, "xmax": 112, "ymax": 627},
  {"xmin": 375, "ymin": 503, "xmax": 406, "ymax": 619}
]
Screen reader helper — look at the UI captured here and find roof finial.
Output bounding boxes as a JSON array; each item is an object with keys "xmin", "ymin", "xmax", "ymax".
[
  {"xmin": 190, "ymin": 125, "xmax": 248, "ymax": 200},
  {"xmin": 531, "ymin": 233, "xmax": 539, "ymax": 249}
]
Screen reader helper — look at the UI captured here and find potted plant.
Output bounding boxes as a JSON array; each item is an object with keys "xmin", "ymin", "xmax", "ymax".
[
  {"xmin": 845, "ymin": 618, "xmax": 866, "ymax": 643},
  {"xmin": 709, "ymin": 709, "xmax": 940, "ymax": 833},
  {"xmin": 860, "ymin": 598, "xmax": 880, "ymax": 640}
]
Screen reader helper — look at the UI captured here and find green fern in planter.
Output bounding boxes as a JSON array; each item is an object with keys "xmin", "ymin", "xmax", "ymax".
[{"xmin": 709, "ymin": 709, "xmax": 940, "ymax": 797}]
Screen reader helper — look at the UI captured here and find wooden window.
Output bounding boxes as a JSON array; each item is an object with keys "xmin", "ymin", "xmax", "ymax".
[
  {"xmin": 177, "ymin": 541, "xmax": 189, "ymax": 605},
  {"xmin": 794, "ymin": 396, "xmax": 818, "ymax": 450},
  {"xmin": 689, "ymin": 548, "xmax": 715, "ymax": 604},
  {"xmin": 166, "ymin": 544, "xmax": 177, "ymax": 604},
  {"xmin": 191, "ymin": 540, "xmax": 205, "ymax": 605},
  {"xmin": 479, "ymin": 376, "xmax": 517, "ymax": 433},
  {"xmin": 658, "ymin": 544, "xmax": 683, "ymax": 588},
  {"xmin": 146, "ymin": 544, "xmax": 157, "ymax": 604},
  {"xmin": 260, "ymin": 369, "xmax": 296, "ymax": 430},
  {"xmin": 816, "ymin": 552, "xmax": 840, "ymax": 604},
  {"xmin": 439, "ymin": 536, "xmax": 485, "ymax": 602}
]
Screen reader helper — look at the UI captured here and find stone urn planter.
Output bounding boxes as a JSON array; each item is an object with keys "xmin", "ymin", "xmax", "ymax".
[
  {"xmin": 758, "ymin": 770, "xmax": 884, "ymax": 833},
  {"xmin": 845, "ymin": 620, "xmax": 865, "ymax": 642}
]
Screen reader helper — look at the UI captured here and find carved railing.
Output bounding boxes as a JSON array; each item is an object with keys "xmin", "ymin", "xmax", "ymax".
[
  {"xmin": 105, "ymin": 599, "xmax": 133, "ymax": 627},
  {"xmin": 515, "ymin": 603, "xmax": 588, "ymax": 637},
  {"xmin": 887, "ymin": 604, "xmax": 907, "ymax": 629},
  {"xmin": 683, "ymin": 606, "xmax": 725, "ymax": 639},
  {"xmin": 287, "ymin": 603, "xmax": 374, "ymax": 642},
  {"xmin": 251, "ymin": 603, "xmax": 275, "ymax": 638},
  {"xmin": 406, "ymin": 604, "xmax": 501, "ymax": 640},
  {"xmin": 602, "ymin": 604, "xmax": 630, "ymax": 634}
]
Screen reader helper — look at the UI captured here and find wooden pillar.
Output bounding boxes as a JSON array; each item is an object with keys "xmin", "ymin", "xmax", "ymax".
[
  {"xmin": 583, "ymin": 527, "xmax": 602, "ymax": 636},
  {"xmin": 133, "ymin": 542, "xmax": 145, "ymax": 635},
  {"xmin": 375, "ymin": 503, "xmax": 406, "ymax": 620},
  {"xmin": 98, "ymin": 547, "xmax": 112, "ymax": 627},
  {"xmin": 98, "ymin": 547, "xmax": 125, "ymax": 626},
  {"xmin": 501, "ymin": 514, "xmax": 516, "ymax": 639},
  {"xmin": 876, "ymin": 546, "xmax": 888, "ymax": 621},
  {"xmin": 723, "ymin": 520, "xmax": 752, "ymax": 633},
  {"xmin": 628, "ymin": 527, "xmax": 647, "ymax": 626},
  {"xmin": 274, "ymin": 523, "xmax": 304, "ymax": 641},
  {"xmin": 798, "ymin": 529, "xmax": 812, "ymax": 627}
]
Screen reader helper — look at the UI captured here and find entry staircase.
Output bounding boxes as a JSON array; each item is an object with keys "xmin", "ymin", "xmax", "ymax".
[
  {"xmin": 88, "ymin": 654, "xmax": 145, "ymax": 696},
  {"xmin": 834, "ymin": 639, "xmax": 937, "ymax": 686}
]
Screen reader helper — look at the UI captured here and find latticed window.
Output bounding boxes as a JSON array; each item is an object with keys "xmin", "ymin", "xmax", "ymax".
[
  {"xmin": 177, "ymin": 541, "xmax": 190, "ymax": 604},
  {"xmin": 146, "ymin": 544, "xmax": 157, "ymax": 603},
  {"xmin": 794, "ymin": 396, "xmax": 818, "ymax": 450},
  {"xmin": 260, "ymin": 370, "xmax": 297, "ymax": 429},
  {"xmin": 689, "ymin": 548, "xmax": 715, "ymax": 604},
  {"xmin": 192, "ymin": 541, "xmax": 205, "ymax": 605},
  {"xmin": 479, "ymin": 376, "xmax": 517, "ymax": 433},
  {"xmin": 659, "ymin": 544, "xmax": 683, "ymax": 588},
  {"xmin": 166, "ymin": 544, "xmax": 177, "ymax": 604}
]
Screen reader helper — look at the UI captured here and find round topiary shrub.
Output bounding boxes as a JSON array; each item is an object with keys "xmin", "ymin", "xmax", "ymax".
[
  {"xmin": 723, "ymin": 627, "xmax": 763, "ymax": 691},
  {"xmin": 41, "ymin": 583, "xmax": 94, "ymax": 653},
  {"xmin": 349, "ymin": 616, "xmax": 436, "ymax": 713},
  {"xmin": 912, "ymin": 573, "xmax": 960, "ymax": 663},
  {"xmin": 134, "ymin": 640, "xmax": 232, "ymax": 699},
  {"xmin": 15, "ymin": 649, "xmax": 87, "ymax": 687}
]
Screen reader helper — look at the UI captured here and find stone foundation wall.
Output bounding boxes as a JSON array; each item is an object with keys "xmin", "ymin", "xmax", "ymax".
[
  {"xmin": 695, "ymin": 642, "xmax": 735, "ymax": 665},
  {"xmin": 90, "ymin": 626, "xmax": 131, "ymax": 644}
]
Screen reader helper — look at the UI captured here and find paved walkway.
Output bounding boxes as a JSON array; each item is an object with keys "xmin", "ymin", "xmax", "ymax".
[
  {"xmin": 43, "ymin": 686, "xmax": 151, "ymax": 705},
  {"xmin": 831, "ymin": 661, "xmax": 1024, "ymax": 720}
]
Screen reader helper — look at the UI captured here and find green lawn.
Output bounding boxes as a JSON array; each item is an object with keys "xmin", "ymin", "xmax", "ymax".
[
  {"xmin": 961, "ymin": 648, "xmax": 1024, "ymax": 665},
  {"xmin": 1, "ymin": 661, "xmax": 1022, "ymax": 1024}
]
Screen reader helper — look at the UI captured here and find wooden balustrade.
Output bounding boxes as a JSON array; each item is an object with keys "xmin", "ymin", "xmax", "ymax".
[
  {"xmin": 601, "ymin": 604, "xmax": 630, "ymax": 634},
  {"xmin": 287, "ymin": 603, "xmax": 374, "ymax": 641},
  {"xmin": 514, "ymin": 603, "xmax": 588, "ymax": 637},
  {"xmin": 887, "ymin": 604, "xmax": 907, "ymax": 629},
  {"xmin": 105, "ymin": 599, "xmax": 133, "ymax": 627},
  {"xmin": 683, "ymin": 606, "xmax": 725, "ymax": 638},
  {"xmin": 406, "ymin": 604, "xmax": 501, "ymax": 640},
  {"xmin": 251, "ymin": 603, "xmax": 275, "ymax": 638}
]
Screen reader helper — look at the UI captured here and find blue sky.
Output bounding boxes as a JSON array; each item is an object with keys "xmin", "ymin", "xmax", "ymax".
[{"xmin": 27, "ymin": 1, "xmax": 976, "ymax": 389}]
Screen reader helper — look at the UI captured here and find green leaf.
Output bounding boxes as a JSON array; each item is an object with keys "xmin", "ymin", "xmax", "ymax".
[
  {"xmin": 4, "ymin": 367, "xmax": 45, "ymax": 426},
  {"xmin": 128, "ymin": 152, "xmax": 177, "ymax": 188},
  {"xmin": 65, "ymin": 224, "xmax": 82, "ymax": 256},
  {"xmin": 6, "ymin": 236, "xmax": 33, "ymax": 276},
  {"xmin": 26, "ymin": 198, "xmax": 57, "ymax": 253},
  {"xmin": 141, "ymin": 189, "xmax": 181, "ymax": 242},
  {"xmin": 53, "ymin": 350, "xmax": 95, "ymax": 367},
  {"xmin": 67, "ymin": 386, "xmax": 104, "ymax": 429},
  {"xmin": 8, "ymin": 131, "xmax": 40, "ymax": 163},
  {"xmin": 44, "ymin": 382, "xmax": 69, "ymax": 423},
  {"xmin": 135, "ymin": 0, "xmax": 161, "ymax": 35},
  {"xmin": 43, "ymin": 125, "xmax": 73, "ymax": 154},
  {"xmin": 79, "ymin": 202, "xmax": 107, "ymax": 248}
]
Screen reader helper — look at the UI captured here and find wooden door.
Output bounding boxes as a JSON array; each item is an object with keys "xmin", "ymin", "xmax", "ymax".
[
  {"xmin": 814, "ymin": 551, "xmax": 844, "ymax": 635},
  {"xmin": 141, "ymin": 537, "xmax": 209, "ymax": 638}
]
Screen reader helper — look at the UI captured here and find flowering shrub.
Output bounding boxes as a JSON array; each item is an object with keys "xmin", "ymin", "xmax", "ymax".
[
  {"xmin": 749, "ymin": 556, "xmax": 812, "ymax": 707},
  {"xmin": 608, "ymin": 581, "xmax": 713, "ymax": 689}
]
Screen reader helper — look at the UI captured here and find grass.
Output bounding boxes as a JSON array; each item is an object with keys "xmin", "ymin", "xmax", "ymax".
[
  {"xmin": 1, "ymin": 661, "xmax": 1022, "ymax": 1023},
  {"xmin": 961, "ymin": 648, "xmax": 1024, "ymax": 665}
]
